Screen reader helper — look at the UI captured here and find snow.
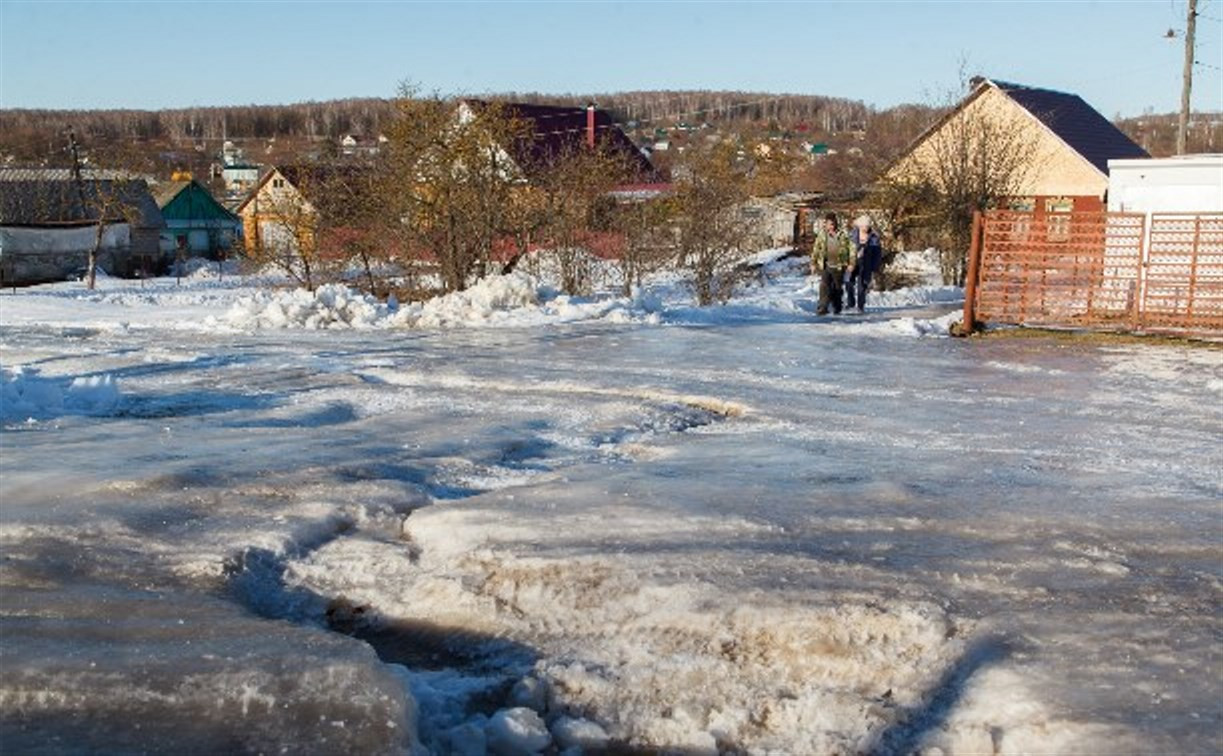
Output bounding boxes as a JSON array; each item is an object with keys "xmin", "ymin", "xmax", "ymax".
[
  {"xmin": 1, "ymin": 249, "xmax": 958, "ymax": 335},
  {"xmin": 222, "ymin": 283, "xmax": 392, "ymax": 330},
  {"xmin": 1, "ymin": 249, "xmax": 1220, "ymax": 754},
  {"xmin": 888, "ymin": 247, "xmax": 945, "ymax": 286},
  {"xmin": 485, "ymin": 708, "xmax": 551, "ymax": 754},
  {"xmin": 550, "ymin": 716, "xmax": 610, "ymax": 751},
  {"xmin": 1, "ymin": 366, "xmax": 121, "ymax": 421}
]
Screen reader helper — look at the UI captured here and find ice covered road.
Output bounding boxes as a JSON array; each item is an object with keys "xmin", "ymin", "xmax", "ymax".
[{"xmin": 1, "ymin": 318, "xmax": 1220, "ymax": 754}]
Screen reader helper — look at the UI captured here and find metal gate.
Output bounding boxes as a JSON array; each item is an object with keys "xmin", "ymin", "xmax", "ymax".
[{"xmin": 963, "ymin": 210, "xmax": 1223, "ymax": 336}]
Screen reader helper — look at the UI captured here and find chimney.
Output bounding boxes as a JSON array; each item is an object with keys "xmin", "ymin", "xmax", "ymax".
[{"xmin": 586, "ymin": 103, "xmax": 596, "ymax": 149}]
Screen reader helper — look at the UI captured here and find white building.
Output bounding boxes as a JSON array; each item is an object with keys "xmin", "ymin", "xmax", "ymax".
[{"xmin": 1107, "ymin": 155, "xmax": 1223, "ymax": 214}]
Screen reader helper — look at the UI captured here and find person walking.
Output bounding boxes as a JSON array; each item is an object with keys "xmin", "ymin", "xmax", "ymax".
[
  {"xmin": 846, "ymin": 214, "xmax": 883, "ymax": 313},
  {"xmin": 811, "ymin": 212, "xmax": 851, "ymax": 316}
]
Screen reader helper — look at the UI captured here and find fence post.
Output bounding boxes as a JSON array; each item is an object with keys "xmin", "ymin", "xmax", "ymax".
[
  {"xmin": 1187, "ymin": 214, "xmax": 1202, "ymax": 324},
  {"xmin": 1131, "ymin": 213, "xmax": 1149, "ymax": 332},
  {"xmin": 958, "ymin": 210, "xmax": 985, "ymax": 334}
]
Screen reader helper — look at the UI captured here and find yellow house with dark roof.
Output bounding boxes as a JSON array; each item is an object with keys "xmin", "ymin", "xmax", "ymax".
[{"xmin": 888, "ymin": 78, "xmax": 1149, "ymax": 215}]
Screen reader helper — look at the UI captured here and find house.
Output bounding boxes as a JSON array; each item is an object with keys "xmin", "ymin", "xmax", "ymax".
[
  {"xmin": 235, "ymin": 165, "xmax": 372, "ymax": 258},
  {"xmin": 0, "ymin": 170, "xmax": 165, "ymax": 285},
  {"xmin": 338, "ymin": 134, "xmax": 385, "ymax": 157},
  {"xmin": 221, "ymin": 163, "xmax": 261, "ymax": 197},
  {"xmin": 887, "ymin": 78, "xmax": 1149, "ymax": 216},
  {"xmin": 218, "ymin": 141, "xmax": 262, "ymax": 201},
  {"xmin": 153, "ymin": 179, "xmax": 243, "ymax": 260},
  {"xmin": 235, "ymin": 166, "xmax": 316, "ymax": 257},
  {"xmin": 458, "ymin": 100, "xmax": 660, "ymax": 184}
]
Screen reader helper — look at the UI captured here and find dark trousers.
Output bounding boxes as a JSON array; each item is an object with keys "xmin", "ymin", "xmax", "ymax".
[
  {"xmin": 817, "ymin": 267, "xmax": 844, "ymax": 314},
  {"xmin": 846, "ymin": 266, "xmax": 874, "ymax": 310}
]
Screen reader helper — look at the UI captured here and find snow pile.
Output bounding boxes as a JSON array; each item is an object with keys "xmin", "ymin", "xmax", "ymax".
[
  {"xmin": 888, "ymin": 248, "xmax": 944, "ymax": 286},
  {"xmin": 391, "ymin": 272, "xmax": 540, "ymax": 328},
  {"xmin": 530, "ymin": 290, "xmax": 661, "ymax": 326},
  {"xmin": 287, "ymin": 523, "xmax": 967, "ymax": 753},
  {"xmin": 65, "ymin": 375, "xmax": 122, "ymax": 414},
  {"xmin": 1, "ymin": 367, "xmax": 121, "ymax": 421},
  {"xmin": 390, "ymin": 272, "xmax": 659, "ymax": 329},
  {"xmin": 221, "ymin": 284, "xmax": 390, "ymax": 330},
  {"xmin": 2, "ymin": 242, "xmax": 964, "ymax": 338},
  {"xmin": 852, "ymin": 310, "xmax": 961, "ymax": 338},
  {"xmin": 551, "ymin": 716, "xmax": 610, "ymax": 750},
  {"xmin": 181, "ymin": 257, "xmax": 242, "ymax": 280},
  {"xmin": 485, "ymin": 708, "xmax": 551, "ymax": 753},
  {"xmin": 869, "ymin": 285, "xmax": 963, "ymax": 309}
]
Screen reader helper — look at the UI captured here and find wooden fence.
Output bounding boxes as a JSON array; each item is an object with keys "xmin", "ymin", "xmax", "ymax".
[{"xmin": 962, "ymin": 210, "xmax": 1223, "ymax": 337}]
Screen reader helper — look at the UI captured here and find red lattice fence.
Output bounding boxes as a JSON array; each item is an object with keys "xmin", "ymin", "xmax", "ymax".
[{"xmin": 963, "ymin": 210, "xmax": 1223, "ymax": 337}]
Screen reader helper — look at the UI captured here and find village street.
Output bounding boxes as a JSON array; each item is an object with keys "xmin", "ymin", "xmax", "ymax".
[{"xmin": 1, "ymin": 284, "xmax": 1219, "ymax": 753}]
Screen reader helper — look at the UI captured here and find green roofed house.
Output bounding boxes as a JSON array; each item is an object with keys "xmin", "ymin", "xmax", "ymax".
[{"xmin": 153, "ymin": 179, "xmax": 242, "ymax": 260}]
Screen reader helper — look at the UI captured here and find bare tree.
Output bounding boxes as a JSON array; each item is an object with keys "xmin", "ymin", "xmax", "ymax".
[
  {"xmin": 526, "ymin": 142, "xmax": 634, "ymax": 296},
  {"xmin": 383, "ymin": 87, "xmax": 529, "ymax": 293},
  {"xmin": 606, "ymin": 194, "xmax": 673, "ymax": 297},
  {"xmin": 312, "ymin": 163, "xmax": 391, "ymax": 296},
  {"xmin": 83, "ymin": 182, "xmax": 147, "ymax": 290},
  {"xmin": 668, "ymin": 143, "xmax": 757, "ymax": 306},
  {"xmin": 499, "ymin": 181, "xmax": 548, "ymax": 277},
  {"xmin": 65, "ymin": 131, "xmax": 146, "ymax": 290}
]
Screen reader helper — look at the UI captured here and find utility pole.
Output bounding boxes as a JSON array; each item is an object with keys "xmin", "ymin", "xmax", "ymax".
[
  {"xmin": 1177, "ymin": 0, "xmax": 1197, "ymax": 155},
  {"xmin": 67, "ymin": 129, "xmax": 83, "ymax": 183},
  {"xmin": 66, "ymin": 128, "xmax": 88, "ymax": 209}
]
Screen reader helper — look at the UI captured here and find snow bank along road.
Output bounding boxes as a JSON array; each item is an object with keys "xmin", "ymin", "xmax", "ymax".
[{"xmin": 1, "ymin": 286, "xmax": 1220, "ymax": 753}]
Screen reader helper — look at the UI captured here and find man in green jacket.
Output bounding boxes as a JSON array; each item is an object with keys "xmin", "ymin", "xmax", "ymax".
[{"xmin": 811, "ymin": 212, "xmax": 852, "ymax": 315}]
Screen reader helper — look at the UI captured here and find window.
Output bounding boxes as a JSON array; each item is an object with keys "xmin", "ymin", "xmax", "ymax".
[{"xmin": 272, "ymin": 178, "xmax": 284, "ymax": 189}]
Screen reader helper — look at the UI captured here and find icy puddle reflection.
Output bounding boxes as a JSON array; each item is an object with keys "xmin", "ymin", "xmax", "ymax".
[{"xmin": 1, "ymin": 322, "xmax": 1220, "ymax": 754}]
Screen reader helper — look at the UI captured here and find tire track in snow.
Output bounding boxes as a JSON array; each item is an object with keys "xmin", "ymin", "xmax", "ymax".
[{"xmin": 357, "ymin": 367, "xmax": 751, "ymax": 420}]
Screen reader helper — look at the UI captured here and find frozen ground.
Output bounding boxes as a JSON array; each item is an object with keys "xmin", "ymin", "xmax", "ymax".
[{"xmin": 0, "ymin": 252, "xmax": 1220, "ymax": 754}]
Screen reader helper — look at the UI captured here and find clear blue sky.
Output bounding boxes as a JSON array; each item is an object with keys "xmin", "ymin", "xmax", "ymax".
[{"xmin": 1, "ymin": 0, "xmax": 1219, "ymax": 118}]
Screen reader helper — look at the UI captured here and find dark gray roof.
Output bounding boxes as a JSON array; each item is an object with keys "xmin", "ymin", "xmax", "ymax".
[
  {"xmin": 0, "ymin": 167, "xmax": 155, "ymax": 182},
  {"xmin": 989, "ymin": 79, "xmax": 1149, "ymax": 174},
  {"xmin": 0, "ymin": 179, "xmax": 165, "ymax": 228},
  {"xmin": 462, "ymin": 100, "xmax": 659, "ymax": 181}
]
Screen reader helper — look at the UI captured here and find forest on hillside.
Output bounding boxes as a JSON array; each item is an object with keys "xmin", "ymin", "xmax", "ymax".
[
  {"xmin": 0, "ymin": 91, "xmax": 880, "ymax": 145},
  {"xmin": 0, "ymin": 91, "xmax": 932, "ymax": 191},
  {"xmin": 1, "ymin": 90, "xmax": 1218, "ymax": 182}
]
